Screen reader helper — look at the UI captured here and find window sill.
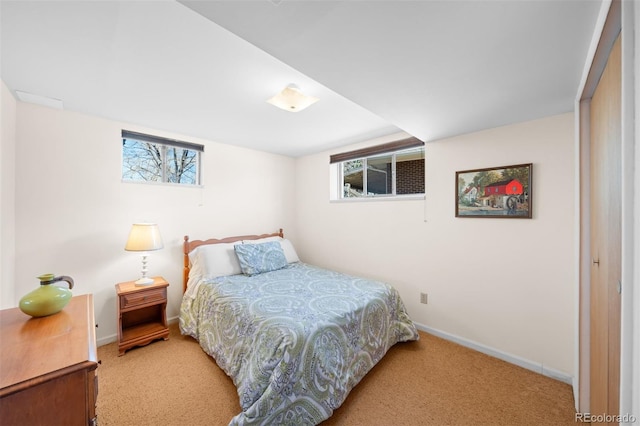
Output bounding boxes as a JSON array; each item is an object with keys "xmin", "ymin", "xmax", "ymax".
[
  {"xmin": 330, "ymin": 194, "xmax": 425, "ymax": 203},
  {"xmin": 121, "ymin": 180, "xmax": 203, "ymax": 189}
]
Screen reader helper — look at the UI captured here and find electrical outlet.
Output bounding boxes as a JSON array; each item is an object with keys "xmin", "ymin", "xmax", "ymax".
[{"xmin": 420, "ymin": 292, "xmax": 428, "ymax": 304}]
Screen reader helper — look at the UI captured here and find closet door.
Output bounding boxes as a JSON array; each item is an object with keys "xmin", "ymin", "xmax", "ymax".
[{"xmin": 589, "ymin": 33, "xmax": 621, "ymax": 421}]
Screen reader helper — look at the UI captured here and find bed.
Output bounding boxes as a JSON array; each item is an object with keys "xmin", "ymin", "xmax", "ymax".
[{"xmin": 179, "ymin": 229, "xmax": 419, "ymax": 425}]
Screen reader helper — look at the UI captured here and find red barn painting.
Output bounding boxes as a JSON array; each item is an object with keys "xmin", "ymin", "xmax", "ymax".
[
  {"xmin": 483, "ymin": 179, "xmax": 524, "ymax": 196},
  {"xmin": 455, "ymin": 163, "xmax": 532, "ymax": 218}
]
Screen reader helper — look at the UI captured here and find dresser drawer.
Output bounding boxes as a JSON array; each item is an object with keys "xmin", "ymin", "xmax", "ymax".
[{"xmin": 120, "ymin": 287, "xmax": 166, "ymax": 309}]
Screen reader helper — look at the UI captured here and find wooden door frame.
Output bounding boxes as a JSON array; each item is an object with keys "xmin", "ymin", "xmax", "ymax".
[{"xmin": 576, "ymin": 0, "xmax": 637, "ymax": 418}]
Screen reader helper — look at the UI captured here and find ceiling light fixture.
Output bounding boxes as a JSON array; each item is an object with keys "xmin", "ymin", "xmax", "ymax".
[{"xmin": 267, "ymin": 84, "xmax": 318, "ymax": 112}]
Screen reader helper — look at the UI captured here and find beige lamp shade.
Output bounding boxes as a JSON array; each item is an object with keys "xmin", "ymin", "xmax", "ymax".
[
  {"xmin": 125, "ymin": 223, "xmax": 163, "ymax": 286},
  {"xmin": 267, "ymin": 84, "xmax": 319, "ymax": 112},
  {"xmin": 125, "ymin": 223, "xmax": 164, "ymax": 252}
]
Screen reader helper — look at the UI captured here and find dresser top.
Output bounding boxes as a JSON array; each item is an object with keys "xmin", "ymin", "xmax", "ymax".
[{"xmin": 0, "ymin": 294, "xmax": 98, "ymax": 390}]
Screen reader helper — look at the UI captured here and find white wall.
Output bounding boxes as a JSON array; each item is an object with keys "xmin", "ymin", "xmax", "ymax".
[
  {"xmin": 2, "ymin": 96, "xmax": 578, "ymax": 375},
  {"xmin": 1, "ymin": 81, "xmax": 17, "ymax": 309},
  {"xmin": 294, "ymin": 113, "xmax": 575, "ymax": 375},
  {"xmin": 632, "ymin": 0, "xmax": 639, "ymax": 416},
  {"xmin": 621, "ymin": 0, "xmax": 639, "ymax": 418},
  {"xmin": 11, "ymin": 102, "xmax": 295, "ymax": 343}
]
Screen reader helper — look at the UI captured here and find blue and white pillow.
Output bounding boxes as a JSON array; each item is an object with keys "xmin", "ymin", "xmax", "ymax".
[{"xmin": 234, "ymin": 241, "xmax": 288, "ymax": 276}]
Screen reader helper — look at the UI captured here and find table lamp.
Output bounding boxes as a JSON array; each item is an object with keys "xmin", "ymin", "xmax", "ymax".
[{"xmin": 124, "ymin": 223, "xmax": 164, "ymax": 285}]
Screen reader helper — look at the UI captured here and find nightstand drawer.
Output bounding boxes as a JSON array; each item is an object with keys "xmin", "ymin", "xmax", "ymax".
[{"xmin": 120, "ymin": 287, "xmax": 166, "ymax": 309}]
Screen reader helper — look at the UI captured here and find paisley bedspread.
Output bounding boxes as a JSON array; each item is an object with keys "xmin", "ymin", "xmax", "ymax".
[{"xmin": 179, "ymin": 262, "xmax": 419, "ymax": 425}]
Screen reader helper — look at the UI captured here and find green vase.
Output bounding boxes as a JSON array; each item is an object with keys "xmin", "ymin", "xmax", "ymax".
[{"xmin": 19, "ymin": 274, "xmax": 74, "ymax": 318}]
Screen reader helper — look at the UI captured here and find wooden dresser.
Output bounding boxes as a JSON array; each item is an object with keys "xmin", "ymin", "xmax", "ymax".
[{"xmin": 0, "ymin": 294, "xmax": 99, "ymax": 426}]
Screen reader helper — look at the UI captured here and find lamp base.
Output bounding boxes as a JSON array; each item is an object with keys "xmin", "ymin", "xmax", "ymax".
[{"xmin": 134, "ymin": 277, "xmax": 155, "ymax": 286}]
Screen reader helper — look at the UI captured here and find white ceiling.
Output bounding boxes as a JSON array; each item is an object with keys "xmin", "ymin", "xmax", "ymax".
[{"xmin": 1, "ymin": 0, "xmax": 602, "ymax": 157}]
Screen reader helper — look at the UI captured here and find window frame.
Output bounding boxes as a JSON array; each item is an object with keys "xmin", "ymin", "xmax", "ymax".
[
  {"xmin": 121, "ymin": 130, "xmax": 204, "ymax": 187},
  {"xmin": 331, "ymin": 137, "xmax": 425, "ymax": 201}
]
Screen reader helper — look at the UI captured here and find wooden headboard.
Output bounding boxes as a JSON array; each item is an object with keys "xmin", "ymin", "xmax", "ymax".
[{"xmin": 182, "ymin": 229, "xmax": 284, "ymax": 292}]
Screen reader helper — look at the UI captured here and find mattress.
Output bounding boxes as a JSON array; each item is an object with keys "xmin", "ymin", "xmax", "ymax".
[{"xmin": 180, "ymin": 262, "xmax": 419, "ymax": 425}]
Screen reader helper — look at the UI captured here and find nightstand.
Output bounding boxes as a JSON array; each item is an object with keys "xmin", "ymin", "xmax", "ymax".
[{"xmin": 116, "ymin": 276, "xmax": 169, "ymax": 356}]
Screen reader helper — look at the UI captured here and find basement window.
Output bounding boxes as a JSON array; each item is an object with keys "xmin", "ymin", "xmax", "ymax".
[
  {"xmin": 330, "ymin": 137, "xmax": 425, "ymax": 200},
  {"xmin": 122, "ymin": 130, "xmax": 203, "ymax": 186}
]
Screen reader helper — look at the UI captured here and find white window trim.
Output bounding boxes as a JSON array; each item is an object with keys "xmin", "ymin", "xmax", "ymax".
[
  {"xmin": 330, "ymin": 155, "xmax": 425, "ymax": 202},
  {"xmin": 121, "ymin": 130, "xmax": 204, "ymax": 186}
]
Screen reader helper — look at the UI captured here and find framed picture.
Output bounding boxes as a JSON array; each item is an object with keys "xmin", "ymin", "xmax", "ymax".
[{"xmin": 455, "ymin": 163, "xmax": 532, "ymax": 218}]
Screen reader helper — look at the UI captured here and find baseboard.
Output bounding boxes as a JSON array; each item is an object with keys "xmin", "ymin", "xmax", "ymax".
[
  {"xmin": 413, "ymin": 322, "xmax": 573, "ymax": 385},
  {"xmin": 97, "ymin": 317, "xmax": 573, "ymax": 387},
  {"xmin": 96, "ymin": 316, "xmax": 180, "ymax": 347},
  {"xmin": 97, "ymin": 334, "xmax": 117, "ymax": 347}
]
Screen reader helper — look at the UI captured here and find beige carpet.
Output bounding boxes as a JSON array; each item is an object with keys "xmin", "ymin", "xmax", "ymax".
[{"xmin": 96, "ymin": 324, "xmax": 576, "ymax": 425}]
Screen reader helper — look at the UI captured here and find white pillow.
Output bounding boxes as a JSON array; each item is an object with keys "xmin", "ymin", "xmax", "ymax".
[
  {"xmin": 279, "ymin": 239, "xmax": 300, "ymax": 263},
  {"xmin": 195, "ymin": 242, "xmax": 243, "ymax": 279},
  {"xmin": 188, "ymin": 250, "xmax": 202, "ymax": 279},
  {"xmin": 241, "ymin": 237, "xmax": 300, "ymax": 263}
]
